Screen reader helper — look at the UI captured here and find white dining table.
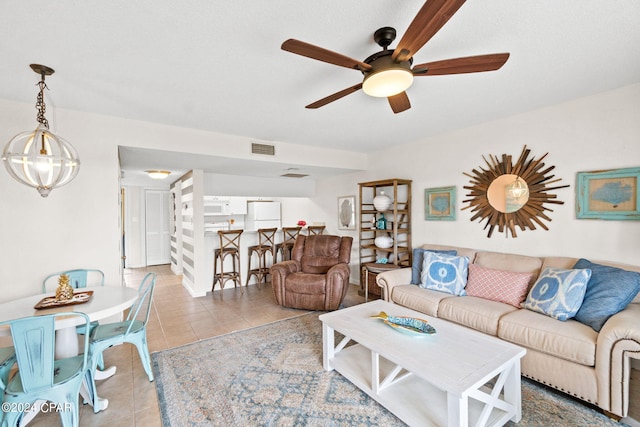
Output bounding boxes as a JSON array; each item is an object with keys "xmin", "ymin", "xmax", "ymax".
[{"xmin": 0, "ymin": 285, "xmax": 139, "ymax": 416}]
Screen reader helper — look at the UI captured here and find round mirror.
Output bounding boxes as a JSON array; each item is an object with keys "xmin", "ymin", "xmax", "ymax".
[{"xmin": 487, "ymin": 174, "xmax": 529, "ymax": 213}]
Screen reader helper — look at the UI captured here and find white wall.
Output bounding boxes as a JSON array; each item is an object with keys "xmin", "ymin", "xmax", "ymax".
[
  {"xmin": 0, "ymin": 99, "xmax": 365, "ymax": 302},
  {"xmin": 203, "ymin": 172, "xmax": 315, "ymax": 197},
  {"xmin": 0, "ymin": 102, "xmax": 121, "ymax": 301},
  {"xmin": 1, "ymin": 83, "xmax": 637, "ymax": 302},
  {"xmin": 315, "ymin": 83, "xmax": 640, "ymax": 269}
]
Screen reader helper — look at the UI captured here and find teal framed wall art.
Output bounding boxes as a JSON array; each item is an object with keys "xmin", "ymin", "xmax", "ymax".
[
  {"xmin": 425, "ymin": 186, "xmax": 456, "ymax": 220},
  {"xmin": 576, "ymin": 167, "xmax": 640, "ymax": 220}
]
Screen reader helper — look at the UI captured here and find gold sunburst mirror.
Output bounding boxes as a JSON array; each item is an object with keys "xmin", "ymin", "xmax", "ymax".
[{"xmin": 462, "ymin": 146, "xmax": 569, "ymax": 238}]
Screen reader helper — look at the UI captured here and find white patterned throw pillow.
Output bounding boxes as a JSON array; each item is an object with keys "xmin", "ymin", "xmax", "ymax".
[
  {"xmin": 420, "ymin": 251, "xmax": 469, "ymax": 296},
  {"xmin": 523, "ymin": 267, "xmax": 592, "ymax": 321}
]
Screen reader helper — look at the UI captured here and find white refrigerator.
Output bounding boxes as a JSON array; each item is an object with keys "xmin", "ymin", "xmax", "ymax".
[{"xmin": 245, "ymin": 201, "xmax": 281, "ymax": 231}]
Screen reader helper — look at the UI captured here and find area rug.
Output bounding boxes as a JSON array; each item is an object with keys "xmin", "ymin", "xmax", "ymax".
[{"xmin": 152, "ymin": 312, "xmax": 624, "ymax": 426}]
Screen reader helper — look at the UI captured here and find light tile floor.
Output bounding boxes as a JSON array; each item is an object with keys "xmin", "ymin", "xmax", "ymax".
[{"xmin": 27, "ymin": 264, "xmax": 366, "ymax": 426}]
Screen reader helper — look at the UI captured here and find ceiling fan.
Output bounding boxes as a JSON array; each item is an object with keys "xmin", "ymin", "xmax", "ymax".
[{"xmin": 281, "ymin": 0, "xmax": 509, "ymax": 114}]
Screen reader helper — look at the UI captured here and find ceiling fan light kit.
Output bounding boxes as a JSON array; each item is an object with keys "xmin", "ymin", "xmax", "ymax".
[
  {"xmin": 281, "ymin": 0, "xmax": 509, "ymax": 113},
  {"xmin": 362, "ymin": 57, "xmax": 414, "ymax": 98}
]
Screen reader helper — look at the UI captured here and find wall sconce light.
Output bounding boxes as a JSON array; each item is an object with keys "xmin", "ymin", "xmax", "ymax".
[{"xmin": 2, "ymin": 64, "xmax": 80, "ymax": 197}]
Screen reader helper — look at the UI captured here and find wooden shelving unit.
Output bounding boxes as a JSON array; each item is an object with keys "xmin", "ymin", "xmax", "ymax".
[{"xmin": 358, "ymin": 179, "xmax": 412, "ymax": 297}]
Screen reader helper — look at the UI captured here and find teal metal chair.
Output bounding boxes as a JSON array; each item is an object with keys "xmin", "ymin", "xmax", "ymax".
[
  {"xmin": 42, "ymin": 268, "xmax": 105, "ymax": 369},
  {"xmin": 85, "ymin": 272, "xmax": 156, "ymax": 413},
  {"xmin": 0, "ymin": 312, "xmax": 90, "ymax": 427},
  {"xmin": 0, "ymin": 346, "xmax": 16, "ymax": 413},
  {"xmin": 42, "ymin": 268, "xmax": 105, "ymax": 293}
]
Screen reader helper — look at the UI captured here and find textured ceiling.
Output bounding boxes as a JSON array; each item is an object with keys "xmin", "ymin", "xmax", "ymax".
[{"xmin": 2, "ymin": 1, "xmax": 639, "ymax": 182}]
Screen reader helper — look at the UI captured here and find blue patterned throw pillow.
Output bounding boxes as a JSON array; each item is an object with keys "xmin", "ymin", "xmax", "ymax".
[
  {"xmin": 573, "ymin": 259, "xmax": 640, "ymax": 332},
  {"xmin": 523, "ymin": 267, "xmax": 592, "ymax": 321},
  {"xmin": 411, "ymin": 248, "xmax": 457, "ymax": 285},
  {"xmin": 420, "ymin": 252, "xmax": 469, "ymax": 296}
]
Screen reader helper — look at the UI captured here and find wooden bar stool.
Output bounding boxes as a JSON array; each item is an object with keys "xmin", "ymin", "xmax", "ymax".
[
  {"xmin": 212, "ymin": 229, "xmax": 243, "ymax": 291},
  {"xmin": 307, "ymin": 225, "xmax": 326, "ymax": 235},
  {"xmin": 275, "ymin": 226, "xmax": 302, "ymax": 262},
  {"xmin": 245, "ymin": 228, "xmax": 277, "ymax": 288}
]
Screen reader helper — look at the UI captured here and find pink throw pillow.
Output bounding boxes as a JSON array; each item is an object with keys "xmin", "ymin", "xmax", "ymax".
[{"xmin": 466, "ymin": 264, "xmax": 533, "ymax": 307}]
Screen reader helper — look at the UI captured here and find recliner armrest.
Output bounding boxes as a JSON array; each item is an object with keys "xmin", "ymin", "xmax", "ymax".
[
  {"xmin": 326, "ymin": 263, "xmax": 350, "ymax": 279},
  {"xmin": 271, "ymin": 260, "xmax": 301, "ymax": 277},
  {"xmin": 270, "ymin": 260, "xmax": 301, "ymax": 306}
]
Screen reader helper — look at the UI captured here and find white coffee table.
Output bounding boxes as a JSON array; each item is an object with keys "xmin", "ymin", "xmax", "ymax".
[{"xmin": 319, "ymin": 300, "xmax": 526, "ymax": 427}]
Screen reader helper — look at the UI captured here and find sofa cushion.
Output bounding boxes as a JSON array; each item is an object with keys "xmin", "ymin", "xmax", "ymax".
[
  {"xmin": 438, "ymin": 296, "xmax": 518, "ymax": 336},
  {"xmin": 390, "ymin": 285, "xmax": 450, "ymax": 317},
  {"xmin": 465, "ymin": 264, "xmax": 533, "ymax": 307},
  {"xmin": 498, "ymin": 309, "xmax": 598, "ymax": 366},
  {"xmin": 542, "ymin": 257, "xmax": 640, "ymax": 304},
  {"xmin": 420, "ymin": 244, "xmax": 478, "ymax": 264},
  {"xmin": 522, "ymin": 267, "xmax": 591, "ymax": 321},
  {"xmin": 572, "ymin": 258, "xmax": 640, "ymax": 332},
  {"xmin": 411, "ymin": 248, "xmax": 457, "ymax": 285},
  {"xmin": 474, "ymin": 251, "xmax": 542, "ymax": 288},
  {"xmin": 420, "ymin": 252, "xmax": 469, "ymax": 296}
]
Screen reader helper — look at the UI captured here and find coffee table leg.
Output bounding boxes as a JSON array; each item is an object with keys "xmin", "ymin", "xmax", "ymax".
[
  {"xmin": 504, "ymin": 358, "xmax": 522, "ymax": 422},
  {"xmin": 371, "ymin": 351, "xmax": 379, "ymax": 394},
  {"xmin": 447, "ymin": 393, "xmax": 469, "ymax": 427},
  {"xmin": 322, "ymin": 322, "xmax": 334, "ymax": 371}
]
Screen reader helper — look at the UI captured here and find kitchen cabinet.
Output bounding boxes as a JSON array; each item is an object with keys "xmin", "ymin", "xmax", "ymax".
[
  {"xmin": 358, "ymin": 179, "xmax": 412, "ymax": 297},
  {"xmin": 228, "ymin": 197, "xmax": 248, "ymax": 215}
]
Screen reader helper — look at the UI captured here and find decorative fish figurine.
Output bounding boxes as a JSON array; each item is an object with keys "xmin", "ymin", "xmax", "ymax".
[{"xmin": 370, "ymin": 311, "xmax": 436, "ymax": 335}]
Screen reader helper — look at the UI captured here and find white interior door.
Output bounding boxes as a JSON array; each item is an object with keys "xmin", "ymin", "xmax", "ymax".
[{"xmin": 146, "ymin": 189, "xmax": 171, "ymax": 266}]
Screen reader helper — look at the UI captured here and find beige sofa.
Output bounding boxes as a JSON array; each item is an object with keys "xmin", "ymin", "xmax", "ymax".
[{"xmin": 376, "ymin": 243, "xmax": 640, "ymax": 419}]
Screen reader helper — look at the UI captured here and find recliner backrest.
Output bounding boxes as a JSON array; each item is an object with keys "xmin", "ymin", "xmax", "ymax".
[{"xmin": 292, "ymin": 235, "xmax": 352, "ymax": 274}]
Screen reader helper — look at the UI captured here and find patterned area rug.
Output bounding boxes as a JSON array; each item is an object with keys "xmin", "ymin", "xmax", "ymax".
[{"xmin": 152, "ymin": 312, "xmax": 624, "ymax": 426}]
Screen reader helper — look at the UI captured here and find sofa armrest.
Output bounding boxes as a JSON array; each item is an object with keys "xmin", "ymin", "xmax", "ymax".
[
  {"xmin": 376, "ymin": 268, "xmax": 412, "ymax": 302},
  {"xmin": 595, "ymin": 303, "xmax": 640, "ymax": 417}
]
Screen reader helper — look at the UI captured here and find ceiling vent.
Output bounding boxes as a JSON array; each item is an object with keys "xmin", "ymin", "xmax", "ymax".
[
  {"xmin": 251, "ymin": 142, "xmax": 275, "ymax": 156},
  {"xmin": 281, "ymin": 173, "xmax": 309, "ymax": 178}
]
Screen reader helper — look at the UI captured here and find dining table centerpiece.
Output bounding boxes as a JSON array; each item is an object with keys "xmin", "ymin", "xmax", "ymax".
[{"xmin": 55, "ymin": 274, "xmax": 74, "ymax": 301}]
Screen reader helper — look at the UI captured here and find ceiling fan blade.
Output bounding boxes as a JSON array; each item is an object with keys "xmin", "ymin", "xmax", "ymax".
[
  {"xmin": 282, "ymin": 39, "xmax": 372, "ymax": 72},
  {"xmin": 413, "ymin": 53, "xmax": 510, "ymax": 75},
  {"xmin": 392, "ymin": 0, "xmax": 466, "ymax": 63},
  {"xmin": 306, "ymin": 83, "xmax": 363, "ymax": 109},
  {"xmin": 388, "ymin": 91, "xmax": 411, "ymax": 114}
]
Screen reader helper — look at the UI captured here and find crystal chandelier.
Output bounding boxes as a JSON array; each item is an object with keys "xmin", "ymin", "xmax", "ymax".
[{"xmin": 2, "ymin": 64, "xmax": 80, "ymax": 197}]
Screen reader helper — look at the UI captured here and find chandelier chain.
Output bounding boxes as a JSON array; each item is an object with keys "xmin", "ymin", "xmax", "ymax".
[{"xmin": 35, "ymin": 78, "xmax": 49, "ymax": 129}]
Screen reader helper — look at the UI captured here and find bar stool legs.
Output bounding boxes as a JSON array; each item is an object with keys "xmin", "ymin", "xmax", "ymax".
[
  {"xmin": 212, "ymin": 230, "xmax": 243, "ymax": 291},
  {"xmin": 246, "ymin": 228, "xmax": 277, "ymax": 288}
]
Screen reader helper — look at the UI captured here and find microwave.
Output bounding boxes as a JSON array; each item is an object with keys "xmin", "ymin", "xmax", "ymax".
[{"xmin": 204, "ymin": 198, "xmax": 231, "ymax": 216}]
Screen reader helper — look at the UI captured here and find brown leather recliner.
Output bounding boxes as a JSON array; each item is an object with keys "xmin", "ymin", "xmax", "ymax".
[{"xmin": 271, "ymin": 234, "xmax": 353, "ymax": 311}]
